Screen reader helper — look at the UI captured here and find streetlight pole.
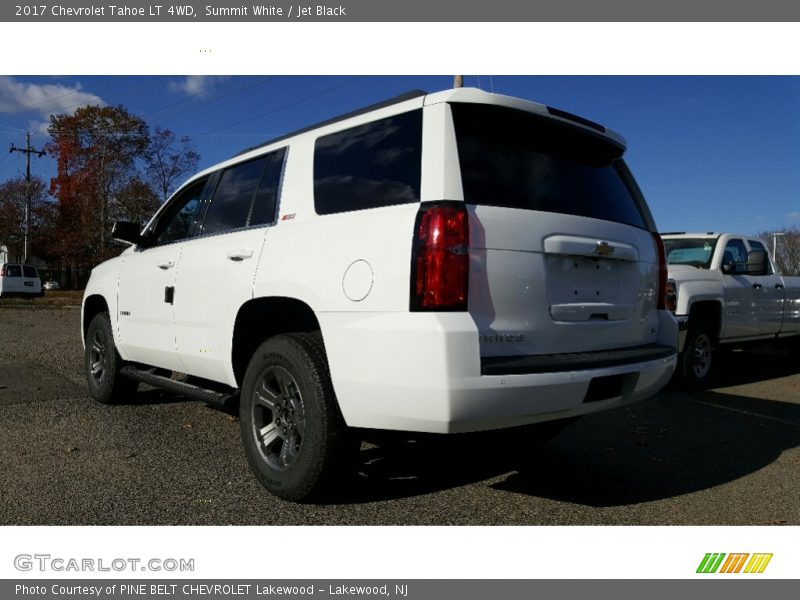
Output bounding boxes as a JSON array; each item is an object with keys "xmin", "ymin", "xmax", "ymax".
[{"xmin": 772, "ymin": 232, "xmax": 785, "ymax": 268}]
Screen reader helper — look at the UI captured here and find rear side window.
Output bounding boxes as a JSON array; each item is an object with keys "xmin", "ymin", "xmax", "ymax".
[
  {"xmin": 451, "ymin": 103, "xmax": 648, "ymax": 229},
  {"xmin": 22, "ymin": 266, "xmax": 38, "ymax": 278},
  {"xmin": 314, "ymin": 109, "xmax": 423, "ymax": 215},
  {"xmin": 201, "ymin": 148, "xmax": 286, "ymax": 235}
]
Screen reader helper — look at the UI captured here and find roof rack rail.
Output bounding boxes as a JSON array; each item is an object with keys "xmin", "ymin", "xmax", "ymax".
[{"xmin": 234, "ymin": 89, "xmax": 428, "ymax": 157}]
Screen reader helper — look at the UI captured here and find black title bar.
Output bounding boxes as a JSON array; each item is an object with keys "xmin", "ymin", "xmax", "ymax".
[{"xmin": 4, "ymin": 0, "xmax": 800, "ymax": 21}]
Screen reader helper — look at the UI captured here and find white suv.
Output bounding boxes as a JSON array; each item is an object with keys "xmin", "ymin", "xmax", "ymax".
[{"xmin": 83, "ymin": 88, "xmax": 677, "ymax": 501}]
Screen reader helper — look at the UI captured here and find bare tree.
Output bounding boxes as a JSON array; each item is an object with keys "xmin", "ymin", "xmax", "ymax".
[
  {"xmin": 0, "ymin": 175, "xmax": 52, "ymax": 260},
  {"xmin": 146, "ymin": 127, "xmax": 200, "ymax": 202},
  {"xmin": 756, "ymin": 225, "xmax": 800, "ymax": 276},
  {"xmin": 112, "ymin": 177, "xmax": 161, "ymax": 226}
]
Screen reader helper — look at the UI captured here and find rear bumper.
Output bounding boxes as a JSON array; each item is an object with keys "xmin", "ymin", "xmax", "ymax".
[
  {"xmin": 481, "ymin": 344, "xmax": 675, "ymax": 375},
  {"xmin": 320, "ymin": 311, "xmax": 678, "ymax": 434}
]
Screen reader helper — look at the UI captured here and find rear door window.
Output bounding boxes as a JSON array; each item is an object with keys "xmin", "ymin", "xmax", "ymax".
[
  {"xmin": 201, "ymin": 147, "xmax": 286, "ymax": 235},
  {"xmin": 22, "ymin": 266, "xmax": 38, "ymax": 278},
  {"xmin": 6, "ymin": 265, "xmax": 21, "ymax": 277},
  {"xmin": 314, "ymin": 110, "xmax": 423, "ymax": 215},
  {"xmin": 451, "ymin": 103, "xmax": 648, "ymax": 229}
]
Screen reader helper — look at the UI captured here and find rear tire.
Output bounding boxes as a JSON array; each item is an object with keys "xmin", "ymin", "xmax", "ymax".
[
  {"xmin": 679, "ymin": 322, "xmax": 715, "ymax": 387},
  {"xmin": 239, "ymin": 333, "xmax": 353, "ymax": 502},
  {"xmin": 85, "ymin": 311, "xmax": 138, "ymax": 404}
]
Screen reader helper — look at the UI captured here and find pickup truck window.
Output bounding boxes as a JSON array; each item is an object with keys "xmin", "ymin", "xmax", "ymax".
[
  {"xmin": 664, "ymin": 238, "xmax": 717, "ymax": 269},
  {"xmin": 722, "ymin": 238, "xmax": 748, "ymax": 269}
]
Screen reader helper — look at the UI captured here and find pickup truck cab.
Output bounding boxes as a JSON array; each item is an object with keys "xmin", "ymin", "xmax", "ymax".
[
  {"xmin": 83, "ymin": 88, "xmax": 678, "ymax": 501},
  {"xmin": 662, "ymin": 232, "xmax": 800, "ymax": 384}
]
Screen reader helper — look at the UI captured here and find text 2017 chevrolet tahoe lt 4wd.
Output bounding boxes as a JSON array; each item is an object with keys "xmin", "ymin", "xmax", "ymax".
[{"xmin": 82, "ymin": 88, "xmax": 677, "ymax": 501}]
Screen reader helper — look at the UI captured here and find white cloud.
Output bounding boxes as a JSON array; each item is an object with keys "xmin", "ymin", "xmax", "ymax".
[
  {"xmin": 168, "ymin": 75, "xmax": 228, "ymax": 96},
  {"xmin": 0, "ymin": 76, "xmax": 104, "ymax": 120}
]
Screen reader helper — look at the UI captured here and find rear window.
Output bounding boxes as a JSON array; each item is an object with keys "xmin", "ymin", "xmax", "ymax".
[
  {"xmin": 451, "ymin": 103, "xmax": 648, "ymax": 229},
  {"xmin": 23, "ymin": 265, "xmax": 38, "ymax": 278},
  {"xmin": 5, "ymin": 265, "xmax": 21, "ymax": 277},
  {"xmin": 314, "ymin": 109, "xmax": 423, "ymax": 215}
]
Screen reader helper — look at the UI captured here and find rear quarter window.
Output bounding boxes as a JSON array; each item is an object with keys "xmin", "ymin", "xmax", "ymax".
[
  {"xmin": 451, "ymin": 103, "xmax": 648, "ymax": 229},
  {"xmin": 314, "ymin": 109, "xmax": 423, "ymax": 215}
]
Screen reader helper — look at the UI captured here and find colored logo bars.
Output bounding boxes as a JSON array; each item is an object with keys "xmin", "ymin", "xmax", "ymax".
[{"xmin": 697, "ymin": 553, "xmax": 773, "ymax": 574}]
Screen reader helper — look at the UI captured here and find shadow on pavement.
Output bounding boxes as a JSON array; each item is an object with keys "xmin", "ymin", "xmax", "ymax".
[{"xmin": 334, "ymin": 387, "xmax": 800, "ymax": 506}]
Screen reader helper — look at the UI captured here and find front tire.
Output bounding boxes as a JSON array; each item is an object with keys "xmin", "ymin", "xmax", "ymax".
[
  {"xmin": 679, "ymin": 322, "xmax": 715, "ymax": 387},
  {"xmin": 85, "ymin": 311, "xmax": 138, "ymax": 404},
  {"xmin": 239, "ymin": 333, "xmax": 352, "ymax": 502}
]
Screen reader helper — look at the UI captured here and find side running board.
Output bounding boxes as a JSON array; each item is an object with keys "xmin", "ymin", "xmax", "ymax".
[{"xmin": 120, "ymin": 366, "xmax": 238, "ymax": 409}]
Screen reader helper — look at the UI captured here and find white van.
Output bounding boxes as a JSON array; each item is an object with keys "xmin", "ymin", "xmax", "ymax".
[
  {"xmin": 83, "ymin": 88, "xmax": 678, "ymax": 501},
  {"xmin": 0, "ymin": 263, "xmax": 42, "ymax": 297}
]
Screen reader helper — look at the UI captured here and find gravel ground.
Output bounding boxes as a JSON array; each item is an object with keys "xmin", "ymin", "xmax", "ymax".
[{"xmin": 1, "ymin": 308, "xmax": 799, "ymax": 525}]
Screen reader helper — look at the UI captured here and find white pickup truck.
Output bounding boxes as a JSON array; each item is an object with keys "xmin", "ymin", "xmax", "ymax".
[{"xmin": 662, "ymin": 233, "xmax": 800, "ymax": 384}]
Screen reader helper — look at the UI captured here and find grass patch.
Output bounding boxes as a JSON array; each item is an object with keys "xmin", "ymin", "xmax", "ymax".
[{"xmin": 0, "ymin": 290, "xmax": 83, "ymax": 307}]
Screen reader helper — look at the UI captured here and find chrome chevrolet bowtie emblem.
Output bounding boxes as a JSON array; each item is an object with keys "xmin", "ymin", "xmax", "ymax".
[{"xmin": 595, "ymin": 241, "xmax": 614, "ymax": 257}]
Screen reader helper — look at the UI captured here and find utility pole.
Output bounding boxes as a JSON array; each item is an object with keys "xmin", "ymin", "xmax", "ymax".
[{"xmin": 9, "ymin": 131, "xmax": 46, "ymax": 263}]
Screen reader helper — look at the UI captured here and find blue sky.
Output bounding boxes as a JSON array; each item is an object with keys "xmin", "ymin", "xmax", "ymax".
[{"xmin": 0, "ymin": 75, "xmax": 798, "ymax": 234}]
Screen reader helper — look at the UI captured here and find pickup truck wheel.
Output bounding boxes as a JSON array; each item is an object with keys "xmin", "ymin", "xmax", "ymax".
[
  {"xmin": 680, "ymin": 323, "xmax": 715, "ymax": 386},
  {"xmin": 240, "ymin": 333, "xmax": 352, "ymax": 502},
  {"xmin": 85, "ymin": 312, "xmax": 138, "ymax": 404}
]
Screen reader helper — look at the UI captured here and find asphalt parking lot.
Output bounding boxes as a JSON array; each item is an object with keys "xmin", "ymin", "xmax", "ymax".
[{"xmin": 1, "ymin": 307, "xmax": 798, "ymax": 525}]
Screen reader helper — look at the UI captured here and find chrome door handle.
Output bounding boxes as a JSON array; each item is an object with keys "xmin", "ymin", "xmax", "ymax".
[
  {"xmin": 227, "ymin": 250, "xmax": 253, "ymax": 261},
  {"xmin": 752, "ymin": 283, "xmax": 762, "ymax": 289},
  {"xmin": 157, "ymin": 260, "xmax": 175, "ymax": 270}
]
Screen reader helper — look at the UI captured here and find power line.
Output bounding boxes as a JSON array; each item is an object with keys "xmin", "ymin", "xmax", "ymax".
[
  {"xmin": 143, "ymin": 76, "xmax": 237, "ymax": 117},
  {"xmin": 146, "ymin": 76, "xmax": 279, "ymax": 122},
  {"xmin": 203, "ymin": 77, "xmax": 365, "ymax": 135}
]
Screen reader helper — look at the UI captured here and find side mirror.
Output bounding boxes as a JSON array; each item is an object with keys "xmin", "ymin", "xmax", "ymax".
[
  {"xmin": 111, "ymin": 221, "xmax": 144, "ymax": 246},
  {"xmin": 746, "ymin": 250, "xmax": 768, "ymax": 276},
  {"xmin": 721, "ymin": 263, "xmax": 732, "ymax": 275}
]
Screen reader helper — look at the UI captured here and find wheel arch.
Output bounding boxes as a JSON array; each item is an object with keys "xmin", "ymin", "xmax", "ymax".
[
  {"xmin": 688, "ymin": 300, "xmax": 723, "ymax": 342},
  {"xmin": 231, "ymin": 296, "xmax": 323, "ymax": 387},
  {"xmin": 82, "ymin": 294, "xmax": 110, "ymax": 347}
]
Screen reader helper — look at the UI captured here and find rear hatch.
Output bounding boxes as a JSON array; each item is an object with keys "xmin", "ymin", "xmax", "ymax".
[{"xmin": 450, "ymin": 102, "xmax": 663, "ymax": 364}]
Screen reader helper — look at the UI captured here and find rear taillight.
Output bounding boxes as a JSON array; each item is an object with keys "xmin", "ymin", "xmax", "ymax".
[
  {"xmin": 0, "ymin": 266, "xmax": 5, "ymax": 277},
  {"xmin": 666, "ymin": 279, "xmax": 677, "ymax": 313},
  {"xmin": 653, "ymin": 233, "xmax": 668, "ymax": 310},
  {"xmin": 410, "ymin": 202, "xmax": 469, "ymax": 311}
]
